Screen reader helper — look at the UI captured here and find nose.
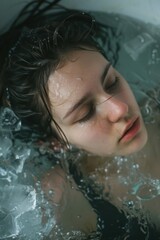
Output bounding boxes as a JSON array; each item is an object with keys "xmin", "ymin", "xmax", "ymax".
[{"xmin": 97, "ymin": 95, "xmax": 129, "ymax": 122}]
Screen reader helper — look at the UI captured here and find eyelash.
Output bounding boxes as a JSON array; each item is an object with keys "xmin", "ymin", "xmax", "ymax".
[
  {"xmin": 77, "ymin": 76, "xmax": 120, "ymax": 124},
  {"xmin": 78, "ymin": 103, "xmax": 95, "ymax": 123},
  {"xmin": 104, "ymin": 76, "xmax": 119, "ymax": 92}
]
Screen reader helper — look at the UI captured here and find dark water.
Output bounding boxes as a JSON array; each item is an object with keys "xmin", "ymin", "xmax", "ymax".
[{"xmin": 0, "ymin": 12, "xmax": 160, "ymax": 239}]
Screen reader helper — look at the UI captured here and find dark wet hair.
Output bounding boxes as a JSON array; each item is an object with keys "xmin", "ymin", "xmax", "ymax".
[{"xmin": 0, "ymin": 0, "xmax": 120, "ymax": 145}]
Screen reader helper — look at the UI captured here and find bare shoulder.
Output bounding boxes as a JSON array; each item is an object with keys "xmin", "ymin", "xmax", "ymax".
[{"xmin": 41, "ymin": 164, "xmax": 97, "ymax": 235}]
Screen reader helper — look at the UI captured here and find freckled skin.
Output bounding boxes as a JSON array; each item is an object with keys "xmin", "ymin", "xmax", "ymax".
[{"xmin": 48, "ymin": 50, "xmax": 148, "ymax": 157}]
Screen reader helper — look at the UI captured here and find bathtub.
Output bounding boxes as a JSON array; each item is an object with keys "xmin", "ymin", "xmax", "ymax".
[
  {"xmin": 0, "ymin": 0, "xmax": 160, "ymax": 239},
  {"xmin": 61, "ymin": 0, "xmax": 160, "ymax": 25},
  {"xmin": 1, "ymin": 0, "xmax": 160, "ymax": 31}
]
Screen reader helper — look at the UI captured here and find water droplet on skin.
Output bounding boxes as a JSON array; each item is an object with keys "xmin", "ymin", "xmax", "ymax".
[
  {"xmin": 67, "ymin": 175, "xmax": 71, "ymax": 180},
  {"xmin": 48, "ymin": 190, "xmax": 54, "ymax": 196}
]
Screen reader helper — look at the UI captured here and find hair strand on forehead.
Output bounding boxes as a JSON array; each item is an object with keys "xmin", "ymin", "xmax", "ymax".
[{"xmin": 39, "ymin": 80, "xmax": 70, "ymax": 147}]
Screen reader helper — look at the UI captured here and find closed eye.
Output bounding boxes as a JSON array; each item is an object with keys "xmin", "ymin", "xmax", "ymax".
[
  {"xmin": 104, "ymin": 76, "xmax": 120, "ymax": 92},
  {"xmin": 77, "ymin": 77, "xmax": 120, "ymax": 123},
  {"xmin": 76, "ymin": 103, "xmax": 95, "ymax": 123}
]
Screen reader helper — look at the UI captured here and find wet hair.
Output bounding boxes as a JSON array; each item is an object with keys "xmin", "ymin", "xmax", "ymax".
[{"xmin": 0, "ymin": 0, "xmax": 120, "ymax": 145}]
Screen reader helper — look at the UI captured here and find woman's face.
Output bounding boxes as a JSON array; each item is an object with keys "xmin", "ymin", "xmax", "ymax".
[{"xmin": 48, "ymin": 50, "xmax": 148, "ymax": 156}]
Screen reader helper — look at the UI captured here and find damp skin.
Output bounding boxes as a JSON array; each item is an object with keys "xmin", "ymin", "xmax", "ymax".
[{"xmin": 48, "ymin": 50, "xmax": 148, "ymax": 157}]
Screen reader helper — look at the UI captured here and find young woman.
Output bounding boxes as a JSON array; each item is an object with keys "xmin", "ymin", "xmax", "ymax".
[{"xmin": 0, "ymin": 0, "xmax": 159, "ymax": 239}]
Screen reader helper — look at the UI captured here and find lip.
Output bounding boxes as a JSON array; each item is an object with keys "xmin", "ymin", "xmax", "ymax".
[{"xmin": 119, "ymin": 117, "xmax": 141, "ymax": 143}]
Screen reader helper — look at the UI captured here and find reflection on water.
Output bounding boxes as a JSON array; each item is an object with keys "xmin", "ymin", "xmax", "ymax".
[{"xmin": 0, "ymin": 12, "xmax": 160, "ymax": 240}]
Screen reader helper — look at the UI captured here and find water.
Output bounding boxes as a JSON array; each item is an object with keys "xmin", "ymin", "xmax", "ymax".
[
  {"xmin": 0, "ymin": 108, "xmax": 57, "ymax": 239},
  {"xmin": 123, "ymin": 32, "xmax": 156, "ymax": 61},
  {"xmin": 0, "ymin": 12, "xmax": 160, "ymax": 239}
]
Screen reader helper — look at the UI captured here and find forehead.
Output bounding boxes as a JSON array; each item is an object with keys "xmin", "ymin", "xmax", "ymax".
[
  {"xmin": 54, "ymin": 50, "xmax": 106, "ymax": 78},
  {"xmin": 48, "ymin": 50, "xmax": 107, "ymax": 115}
]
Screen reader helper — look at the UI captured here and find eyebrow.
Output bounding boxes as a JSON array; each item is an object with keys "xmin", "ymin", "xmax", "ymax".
[
  {"xmin": 63, "ymin": 62, "xmax": 111, "ymax": 120},
  {"xmin": 101, "ymin": 62, "xmax": 111, "ymax": 86}
]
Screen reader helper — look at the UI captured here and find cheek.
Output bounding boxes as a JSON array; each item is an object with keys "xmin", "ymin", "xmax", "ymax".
[
  {"xmin": 67, "ymin": 123, "xmax": 115, "ymax": 156},
  {"xmin": 65, "ymin": 125, "xmax": 95, "ymax": 145},
  {"xmin": 65, "ymin": 120, "xmax": 110, "ymax": 146}
]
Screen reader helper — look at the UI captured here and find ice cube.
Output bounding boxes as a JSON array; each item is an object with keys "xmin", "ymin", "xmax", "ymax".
[{"xmin": 0, "ymin": 107, "xmax": 21, "ymax": 131}]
